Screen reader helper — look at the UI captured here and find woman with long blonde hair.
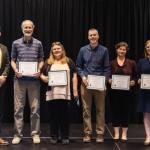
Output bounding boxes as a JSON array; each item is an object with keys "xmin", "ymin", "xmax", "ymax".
[{"xmin": 41, "ymin": 42, "xmax": 78, "ymax": 145}]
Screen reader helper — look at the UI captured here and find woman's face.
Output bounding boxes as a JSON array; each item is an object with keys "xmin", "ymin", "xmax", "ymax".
[
  {"xmin": 116, "ymin": 46, "xmax": 127, "ymax": 58},
  {"xmin": 145, "ymin": 42, "xmax": 150, "ymax": 56},
  {"xmin": 52, "ymin": 45, "xmax": 63, "ymax": 60}
]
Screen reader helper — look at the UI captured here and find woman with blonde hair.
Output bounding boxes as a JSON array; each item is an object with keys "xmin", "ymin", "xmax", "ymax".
[
  {"xmin": 137, "ymin": 40, "xmax": 150, "ymax": 145},
  {"xmin": 41, "ymin": 42, "xmax": 78, "ymax": 145}
]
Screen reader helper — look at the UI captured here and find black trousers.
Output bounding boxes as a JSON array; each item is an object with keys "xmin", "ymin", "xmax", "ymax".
[
  {"xmin": 110, "ymin": 90, "xmax": 131, "ymax": 127},
  {"xmin": 48, "ymin": 100, "xmax": 69, "ymax": 139}
]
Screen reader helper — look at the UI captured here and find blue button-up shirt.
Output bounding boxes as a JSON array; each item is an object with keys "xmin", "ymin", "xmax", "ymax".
[{"xmin": 76, "ymin": 44, "xmax": 110, "ymax": 79}]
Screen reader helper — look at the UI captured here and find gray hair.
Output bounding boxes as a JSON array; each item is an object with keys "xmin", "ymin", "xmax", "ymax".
[{"xmin": 21, "ymin": 20, "xmax": 35, "ymax": 29}]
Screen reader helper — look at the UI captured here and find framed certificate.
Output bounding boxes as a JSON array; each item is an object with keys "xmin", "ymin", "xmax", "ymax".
[
  {"xmin": 48, "ymin": 70, "xmax": 67, "ymax": 86},
  {"xmin": 87, "ymin": 75, "xmax": 106, "ymax": 91},
  {"xmin": 111, "ymin": 75, "xmax": 130, "ymax": 90},
  {"xmin": 19, "ymin": 62, "xmax": 38, "ymax": 76},
  {"xmin": 141, "ymin": 74, "xmax": 150, "ymax": 89}
]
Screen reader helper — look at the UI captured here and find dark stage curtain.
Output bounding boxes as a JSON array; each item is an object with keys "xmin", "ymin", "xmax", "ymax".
[{"xmin": 0, "ymin": 0, "xmax": 150, "ymax": 123}]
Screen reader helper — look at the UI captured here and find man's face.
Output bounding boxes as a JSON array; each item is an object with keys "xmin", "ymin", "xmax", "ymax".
[
  {"xmin": 88, "ymin": 30, "xmax": 99, "ymax": 45},
  {"xmin": 22, "ymin": 21, "xmax": 34, "ymax": 37}
]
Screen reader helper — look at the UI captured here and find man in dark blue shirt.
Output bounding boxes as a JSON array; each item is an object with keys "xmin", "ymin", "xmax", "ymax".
[{"xmin": 76, "ymin": 28, "xmax": 110, "ymax": 143}]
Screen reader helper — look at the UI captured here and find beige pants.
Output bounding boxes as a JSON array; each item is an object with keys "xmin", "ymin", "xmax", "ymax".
[
  {"xmin": 81, "ymin": 84, "xmax": 105, "ymax": 135},
  {"xmin": 14, "ymin": 79, "xmax": 40, "ymax": 137}
]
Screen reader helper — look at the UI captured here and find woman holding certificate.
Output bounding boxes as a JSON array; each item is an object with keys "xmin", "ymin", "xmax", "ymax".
[
  {"xmin": 40, "ymin": 42, "xmax": 78, "ymax": 145},
  {"xmin": 108, "ymin": 42, "xmax": 137, "ymax": 142},
  {"xmin": 137, "ymin": 40, "xmax": 150, "ymax": 145}
]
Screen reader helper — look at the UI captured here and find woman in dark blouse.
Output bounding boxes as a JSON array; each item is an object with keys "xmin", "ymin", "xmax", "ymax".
[
  {"xmin": 137, "ymin": 40, "xmax": 150, "ymax": 145},
  {"xmin": 109, "ymin": 42, "xmax": 137, "ymax": 142},
  {"xmin": 40, "ymin": 42, "xmax": 78, "ymax": 145}
]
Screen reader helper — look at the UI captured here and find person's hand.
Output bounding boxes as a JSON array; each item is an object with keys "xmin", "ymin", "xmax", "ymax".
[
  {"xmin": 130, "ymin": 80, "xmax": 135, "ymax": 86},
  {"xmin": 108, "ymin": 79, "xmax": 112, "ymax": 84},
  {"xmin": 138, "ymin": 79, "xmax": 141, "ymax": 84},
  {"xmin": 0, "ymin": 76, "xmax": 6, "ymax": 86},
  {"xmin": 32, "ymin": 68, "xmax": 41, "ymax": 78},
  {"xmin": 40, "ymin": 75, "xmax": 48, "ymax": 83},
  {"xmin": 33, "ymin": 71, "xmax": 40, "ymax": 78},
  {"xmin": 82, "ymin": 76, "xmax": 88, "ymax": 87},
  {"xmin": 15, "ymin": 69, "xmax": 22, "ymax": 78}
]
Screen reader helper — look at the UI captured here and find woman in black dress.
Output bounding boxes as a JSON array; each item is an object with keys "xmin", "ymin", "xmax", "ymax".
[{"xmin": 108, "ymin": 42, "xmax": 137, "ymax": 142}]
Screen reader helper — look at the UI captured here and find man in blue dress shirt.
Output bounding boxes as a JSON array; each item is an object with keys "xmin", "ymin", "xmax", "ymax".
[{"xmin": 76, "ymin": 28, "xmax": 110, "ymax": 143}]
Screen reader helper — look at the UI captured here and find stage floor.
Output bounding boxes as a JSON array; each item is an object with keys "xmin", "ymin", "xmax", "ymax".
[{"xmin": 0, "ymin": 123, "xmax": 148, "ymax": 150}]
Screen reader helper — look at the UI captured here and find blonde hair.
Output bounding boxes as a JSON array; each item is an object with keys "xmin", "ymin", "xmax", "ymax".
[
  {"xmin": 144, "ymin": 40, "xmax": 150, "ymax": 58},
  {"xmin": 47, "ymin": 42, "xmax": 69, "ymax": 65}
]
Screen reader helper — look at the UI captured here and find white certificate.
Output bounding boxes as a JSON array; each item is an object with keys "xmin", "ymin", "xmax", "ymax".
[
  {"xmin": 48, "ymin": 70, "xmax": 67, "ymax": 86},
  {"xmin": 111, "ymin": 75, "xmax": 130, "ymax": 90},
  {"xmin": 87, "ymin": 75, "xmax": 105, "ymax": 91},
  {"xmin": 19, "ymin": 62, "xmax": 38, "ymax": 76},
  {"xmin": 141, "ymin": 74, "xmax": 150, "ymax": 89}
]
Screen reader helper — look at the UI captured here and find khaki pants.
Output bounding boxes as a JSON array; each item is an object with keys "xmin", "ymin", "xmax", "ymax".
[
  {"xmin": 81, "ymin": 84, "xmax": 105, "ymax": 135},
  {"xmin": 14, "ymin": 79, "xmax": 40, "ymax": 137}
]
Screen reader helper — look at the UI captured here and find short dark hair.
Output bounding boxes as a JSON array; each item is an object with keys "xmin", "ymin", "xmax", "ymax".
[
  {"xmin": 115, "ymin": 41, "xmax": 129, "ymax": 50},
  {"xmin": 88, "ymin": 28, "xmax": 99, "ymax": 34},
  {"xmin": 0, "ymin": 26, "xmax": 1, "ymax": 32}
]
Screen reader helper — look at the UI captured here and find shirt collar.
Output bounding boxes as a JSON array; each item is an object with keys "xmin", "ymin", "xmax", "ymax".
[
  {"xmin": 22, "ymin": 37, "xmax": 33, "ymax": 44},
  {"xmin": 116, "ymin": 58, "xmax": 127, "ymax": 67},
  {"xmin": 88, "ymin": 44, "xmax": 99, "ymax": 51}
]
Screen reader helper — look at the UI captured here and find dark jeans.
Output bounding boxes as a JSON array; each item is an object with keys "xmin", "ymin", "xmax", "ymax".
[{"xmin": 48, "ymin": 100, "xmax": 69, "ymax": 139}]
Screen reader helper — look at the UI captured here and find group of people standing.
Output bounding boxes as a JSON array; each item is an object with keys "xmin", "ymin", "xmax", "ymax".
[{"xmin": 0, "ymin": 19, "xmax": 149, "ymax": 146}]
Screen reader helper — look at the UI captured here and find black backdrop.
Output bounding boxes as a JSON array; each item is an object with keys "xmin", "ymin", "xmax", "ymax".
[{"xmin": 0, "ymin": 0, "xmax": 150, "ymax": 123}]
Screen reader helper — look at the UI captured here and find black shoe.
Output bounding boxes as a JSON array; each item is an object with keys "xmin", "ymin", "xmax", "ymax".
[
  {"xmin": 121, "ymin": 138, "xmax": 128, "ymax": 143},
  {"xmin": 50, "ymin": 137, "xmax": 58, "ymax": 144},
  {"xmin": 62, "ymin": 139, "xmax": 69, "ymax": 145},
  {"xmin": 144, "ymin": 140, "xmax": 150, "ymax": 146},
  {"xmin": 113, "ymin": 138, "xmax": 119, "ymax": 142}
]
